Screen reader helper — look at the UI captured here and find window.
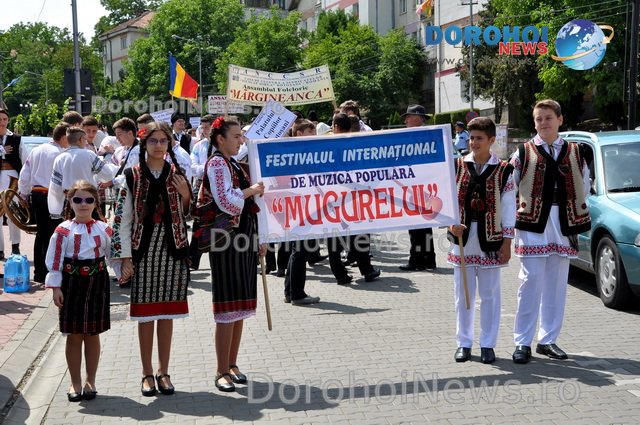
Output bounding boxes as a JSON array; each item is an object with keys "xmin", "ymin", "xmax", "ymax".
[
  {"xmin": 120, "ymin": 36, "xmax": 127, "ymax": 50},
  {"xmin": 400, "ymin": 0, "xmax": 407, "ymax": 14}
]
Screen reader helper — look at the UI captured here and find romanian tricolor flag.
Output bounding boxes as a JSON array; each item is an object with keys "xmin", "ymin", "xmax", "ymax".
[
  {"xmin": 169, "ymin": 53, "xmax": 199, "ymax": 100},
  {"xmin": 416, "ymin": 0, "xmax": 433, "ymax": 17}
]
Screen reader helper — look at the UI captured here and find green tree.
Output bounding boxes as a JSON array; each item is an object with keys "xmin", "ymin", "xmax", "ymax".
[
  {"xmin": 303, "ymin": 11, "xmax": 426, "ymax": 127},
  {"xmin": 462, "ymin": 0, "xmax": 629, "ymax": 128},
  {"xmin": 214, "ymin": 8, "xmax": 306, "ymax": 93},
  {"xmin": 117, "ymin": 0, "xmax": 244, "ymax": 105},
  {"xmin": 0, "ymin": 22, "xmax": 102, "ymax": 121}
]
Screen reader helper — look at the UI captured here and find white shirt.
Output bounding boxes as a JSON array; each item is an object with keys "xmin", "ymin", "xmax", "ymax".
[
  {"xmin": 172, "ymin": 143, "xmax": 192, "ymax": 181},
  {"xmin": 48, "ymin": 146, "xmax": 118, "ymax": 216},
  {"xmin": 45, "ymin": 219, "xmax": 112, "ymax": 288},
  {"xmin": 207, "ymin": 154, "xmax": 244, "ymax": 216},
  {"xmin": 190, "ymin": 139, "xmax": 210, "ymax": 179},
  {"xmin": 18, "ymin": 141, "xmax": 65, "ymax": 196},
  {"xmin": 111, "ymin": 143, "xmax": 140, "ymax": 186}
]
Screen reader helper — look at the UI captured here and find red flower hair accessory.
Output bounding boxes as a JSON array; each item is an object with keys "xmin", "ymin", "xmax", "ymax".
[
  {"xmin": 137, "ymin": 127, "xmax": 147, "ymax": 138},
  {"xmin": 212, "ymin": 116, "xmax": 225, "ymax": 130}
]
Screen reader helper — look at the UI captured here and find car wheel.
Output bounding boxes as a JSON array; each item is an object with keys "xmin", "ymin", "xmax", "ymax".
[{"xmin": 595, "ymin": 236, "xmax": 631, "ymax": 309}]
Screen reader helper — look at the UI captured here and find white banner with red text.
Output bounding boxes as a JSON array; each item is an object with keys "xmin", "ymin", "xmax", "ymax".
[
  {"xmin": 227, "ymin": 64, "xmax": 335, "ymax": 106},
  {"xmin": 247, "ymin": 125, "xmax": 459, "ymax": 243}
]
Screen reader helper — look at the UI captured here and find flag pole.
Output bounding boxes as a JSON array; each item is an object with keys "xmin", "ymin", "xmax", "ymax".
[
  {"xmin": 259, "ymin": 256, "xmax": 273, "ymax": 330},
  {"xmin": 458, "ymin": 235, "xmax": 470, "ymax": 310}
]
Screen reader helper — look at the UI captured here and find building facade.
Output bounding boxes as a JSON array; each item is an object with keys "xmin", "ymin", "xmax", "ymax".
[{"xmin": 99, "ymin": 10, "xmax": 155, "ymax": 84}]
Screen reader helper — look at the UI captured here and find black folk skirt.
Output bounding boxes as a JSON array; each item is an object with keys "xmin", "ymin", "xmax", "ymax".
[{"xmin": 59, "ymin": 257, "xmax": 110, "ymax": 335}]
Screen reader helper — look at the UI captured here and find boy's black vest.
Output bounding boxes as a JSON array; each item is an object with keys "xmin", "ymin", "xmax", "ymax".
[
  {"xmin": 1, "ymin": 134, "xmax": 23, "ymax": 173},
  {"xmin": 515, "ymin": 140, "xmax": 591, "ymax": 235},
  {"xmin": 448, "ymin": 157, "xmax": 513, "ymax": 252}
]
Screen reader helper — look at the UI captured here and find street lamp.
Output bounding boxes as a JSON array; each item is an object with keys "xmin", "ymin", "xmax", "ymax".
[
  {"xmin": 171, "ymin": 34, "xmax": 203, "ymax": 112},
  {"xmin": 23, "ymin": 71, "xmax": 49, "ymax": 106}
]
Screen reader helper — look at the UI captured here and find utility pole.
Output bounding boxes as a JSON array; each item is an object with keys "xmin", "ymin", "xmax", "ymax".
[
  {"xmin": 462, "ymin": 0, "xmax": 478, "ymax": 111},
  {"xmin": 628, "ymin": 0, "xmax": 639, "ymax": 129},
  {"xmin": 71, "ymin": 0, "xmax": 82, "ymax": 113}
]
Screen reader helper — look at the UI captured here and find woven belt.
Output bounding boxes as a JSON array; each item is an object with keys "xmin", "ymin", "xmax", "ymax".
[
  {"xmin": 0, "ymin": 163, "xmax": 14, "ymax": 171},
  {"xmin": 63, "ymin": 259, "xmax": 107, "ymax": 276},
  {"xmin": 32, "ymin": 186, "xmax": 48, "ymax": 194}
]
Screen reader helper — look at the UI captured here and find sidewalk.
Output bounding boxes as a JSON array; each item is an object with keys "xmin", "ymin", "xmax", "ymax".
[{"xmin": 2, "ymin": 229, "xmax": 640, "ymax": 424}]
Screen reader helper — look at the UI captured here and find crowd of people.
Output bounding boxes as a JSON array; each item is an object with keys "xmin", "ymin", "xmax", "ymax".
[{"xmin": 0, "ymin": 96, "xmax": 591, "ymax": 402}]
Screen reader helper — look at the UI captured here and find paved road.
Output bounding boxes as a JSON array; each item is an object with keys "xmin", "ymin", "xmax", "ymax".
[{"xmin": 2, "ymin": 229, "xmax": 640, "ymax": 424}]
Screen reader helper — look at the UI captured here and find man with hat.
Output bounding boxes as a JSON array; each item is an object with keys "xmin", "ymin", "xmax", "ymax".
[
  {"xmin": 171, "ymin": 113, "xmax": 192, "ymax": 153},
  {"xmin": 454, "ymin": 121, "xmax": 470, "ymax": 154},
  {"xmin": 399, "ymin": 104, "xmax": 437, "ymax": 271}
]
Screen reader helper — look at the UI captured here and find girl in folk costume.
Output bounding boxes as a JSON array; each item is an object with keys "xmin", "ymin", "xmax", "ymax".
[
  {"xmin": 448, "ymin": 117, "xmax": 516, "ymax": 365},
  {"xmin": 510, "ymin": 100, "xmax": 591, "ymax": 364},
  {"xmin": 200, "ymin": 117, "xmax": 265, "ymax": 392},
  {"xmin": 45, "ymin": 181, "xmax": 112, "ymax": 402},
  {"xmin": 111, "ymin": 122, "xmax": 192, "ymax": 396}
]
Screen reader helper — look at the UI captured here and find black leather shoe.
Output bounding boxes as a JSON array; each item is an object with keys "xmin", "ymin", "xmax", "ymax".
[
  {"xmin": 284, "ymin": 296, "xmax": 291, "ymax": 303},
  {"xmin": 215, "ymin": 373, "xmax": 236, "ymax": 392},
  {"xmin": 512, "ymin": 345, "xmax": 532, "ymax": 364},
  {"xmin": 336, "ymin": 275, "xmax": 353, "ymax": 285},
  {"xmin": 276, "ymin": 269, "xmax": 286, "ymax": 277},
  {"xmin": 156, "ymin": 374, "xmax": 175, "ymax": 395},
  {"xmin": 141, "ymin": 375, "xmax": 157, "ymax": 397},
  {"xmin": 67, "ymin": 391, "xmax": 83, "ymax": 402},
  {"xmin": 229, "ymin": 365, "xmax": 247, "ymax": 384},
  {"xmin": 536, "ymin": 343, "xmax": 568, "ymax": 360},
  {"xmin": 399, "ymin": 263, "xmax": 427, "ymax": 271},
  {"xmin": 480, "ymin": 347, "xmax": 496, "ymax": 364},
  {"xmin": 308, "ymin": 255, "xmax": 328, "ymax": 266},
  {"xmin": 454, "ymin": 347, "xmax": 471, "ymax": 362},
  {"xmin": 364, "ymin": 269, "xmax": 381, "ymax": 282}
]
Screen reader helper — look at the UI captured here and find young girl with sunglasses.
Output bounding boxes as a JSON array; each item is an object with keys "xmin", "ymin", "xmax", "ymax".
[
  {"xmin": 111, "ymin": 121, "xmax": 192, "ymax": 397},
  {"xmin": 45, "ymin": 180, "xmax": 112, "ymax": 402}
]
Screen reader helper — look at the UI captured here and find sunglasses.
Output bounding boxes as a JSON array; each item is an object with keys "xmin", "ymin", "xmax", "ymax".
[
  {"xmin": 71, "ymin": 196, "xmax": 95, "ymax": 205},
  {"xmin": 147, "ymin": 138, "xmax": 170, "ymax": 146}
]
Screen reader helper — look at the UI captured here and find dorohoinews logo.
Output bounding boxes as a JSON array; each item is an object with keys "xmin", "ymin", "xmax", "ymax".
[
  {"xmin": 425, "ymin": 19, "xmax": 614, "ymax": 71},
  {"xmin": 551, "ymin": 19, "xmax": 614, "ymax": 70}
]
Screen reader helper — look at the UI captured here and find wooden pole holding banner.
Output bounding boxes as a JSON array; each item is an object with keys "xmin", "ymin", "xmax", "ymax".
[
  {"xmin": 457, "ymin": 235, "xmax": 471, "ymax": 310},
  {"xmin": 259, "ymin": 256, "xmax": 273, "ymax": 330}
]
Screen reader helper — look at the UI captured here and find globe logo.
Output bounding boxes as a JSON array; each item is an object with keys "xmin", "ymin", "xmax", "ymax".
[{"xmin": 551, "ymin": 19, "xmax": 614, "ymax": 70}]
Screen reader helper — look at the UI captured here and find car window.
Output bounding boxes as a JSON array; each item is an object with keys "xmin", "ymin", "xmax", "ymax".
[{"xmin": 602, "ymin": 142, "xmax": 640, "ymax": 192}]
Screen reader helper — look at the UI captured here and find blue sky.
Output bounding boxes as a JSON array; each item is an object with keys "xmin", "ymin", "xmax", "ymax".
[{"xmin": 1, "ymin": 0, "xmax": 108, "ymax": 39}]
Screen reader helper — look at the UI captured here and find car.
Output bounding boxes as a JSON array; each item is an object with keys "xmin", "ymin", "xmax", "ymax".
[
  {"xmin": 21, "ymin": 136, "xmax": 50, "ymax": 154},
  {"xmin": 560, "ymin": 130, "xmax": 640, "ymax": 309}
]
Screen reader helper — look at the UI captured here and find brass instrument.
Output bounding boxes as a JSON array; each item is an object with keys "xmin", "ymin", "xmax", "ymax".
[{"xmin": 0, "ymin": 176, "xmax": 37, "ymax": 234}]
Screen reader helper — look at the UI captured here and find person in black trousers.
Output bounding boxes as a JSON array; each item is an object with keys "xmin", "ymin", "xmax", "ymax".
[{"xmin": 398, "ymin": 105, "xmax": 437, "ymax": 271}]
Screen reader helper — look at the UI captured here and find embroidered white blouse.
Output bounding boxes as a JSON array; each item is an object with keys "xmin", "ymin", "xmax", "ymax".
[{"xmin": 45, "ymin": 219, "xmax": 112, "ymax": 288}]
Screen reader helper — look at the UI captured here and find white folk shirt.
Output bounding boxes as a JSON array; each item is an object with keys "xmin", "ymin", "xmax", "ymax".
[
  {"xmin": 172, "ymin": 143, "xmax": 192, "ymax": 181},
  {"xmin": 111, "ymin": 143, "xmax": 140, "ymax": 187},
  {"xmin": 18, "ymin": 141, "xmax": 65, "ymax": 197},
  {"xmin": 48, "ymin": 146, "xmax": 118, "ymax": 216},
  {"xmin": 44, "ymin": 219, "xmax": 112, "ymax": 288},
  {"xmin": 207, "ymin": 155, "xmax": 244, "ymax": 216},
  {"xmin": 190, "ymin": 139, "xmax": 210, "ymax": 179}
]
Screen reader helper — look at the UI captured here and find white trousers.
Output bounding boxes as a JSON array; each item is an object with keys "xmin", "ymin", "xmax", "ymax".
[
  {"xmin": 513, "ymin": 255, "xmax": 570, "ymax": 346},
  {"xmin": 454, "ymin": 266, "xmax": 501, "ymax": 349},
  {"xmin": 0, "ymin": 170, "xmax": 21, "ymax": 251}
]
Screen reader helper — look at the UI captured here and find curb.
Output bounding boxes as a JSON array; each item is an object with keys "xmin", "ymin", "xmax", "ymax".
[{"xmin": 0, "ymin": 291, "xmax": 58, "ymax": 424}]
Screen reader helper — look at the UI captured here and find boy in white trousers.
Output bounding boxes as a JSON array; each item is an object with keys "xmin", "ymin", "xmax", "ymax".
[
  {"xmin": 510, "ymin": 99, "xmax": 591, "ymax": 363},
  {"xmin": 448, "ymin": 117, "xmax": 516, "ymax": 364}
]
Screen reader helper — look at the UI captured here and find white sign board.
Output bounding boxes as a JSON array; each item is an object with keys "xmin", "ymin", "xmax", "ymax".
[
  {"xmin": 244, "ymin": 101, "xmax": 297, "ymax": 140},
  {"xmin": 207, "ymin": 95, "xmax": 246, "ymax": 114},
  {"xmin": 151, "ymin": 108, "xmax": 173, "ymax": 125}
]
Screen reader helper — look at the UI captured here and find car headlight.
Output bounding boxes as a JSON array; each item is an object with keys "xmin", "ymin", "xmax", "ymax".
[{"xmin": 636, "ymin": 233, "xmax": 640, "ymax": 247}]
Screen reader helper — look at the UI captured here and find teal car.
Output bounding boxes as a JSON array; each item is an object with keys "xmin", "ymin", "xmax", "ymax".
[{"xmin": 560, "ymin": 131, "xmax": 640, "ymax": 309}]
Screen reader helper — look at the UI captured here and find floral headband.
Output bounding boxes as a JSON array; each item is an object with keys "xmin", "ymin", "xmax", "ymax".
[
  {"xmin": 137, "ymin": 127, "xmax": 147, "ymax": 138},
  {"xmin": 212, "ymin": 116, "xmax": 225, "ymax": 130}
]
